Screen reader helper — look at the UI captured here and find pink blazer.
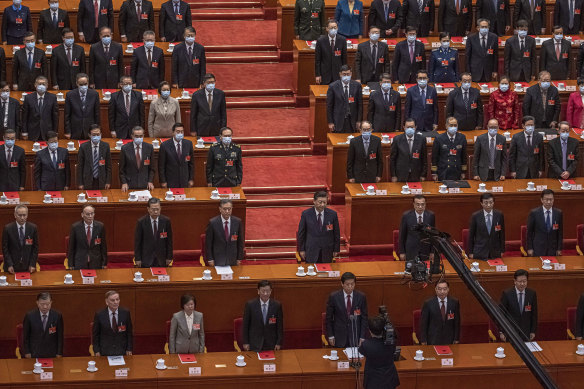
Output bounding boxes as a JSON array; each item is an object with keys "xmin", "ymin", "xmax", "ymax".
[{"xmin": 566, "ymin": 92, "xmax": 584, "ymax": 128}]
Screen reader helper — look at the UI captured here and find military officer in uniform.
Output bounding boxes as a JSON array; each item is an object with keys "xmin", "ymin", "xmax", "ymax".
[
  {"xmin": 206, "ymin": 127, "xmax": 243, "ymax": 187},
  {"xmin": 429, "ymin": 32, "xmax": 459, "ymax": 83},
  {"xmin": 431, "ymin": 117, "xmax": 468, "ymax": 181},
  {"xmin": 294, "ymin": 0, "xmax": 326, "ymax": 41}
]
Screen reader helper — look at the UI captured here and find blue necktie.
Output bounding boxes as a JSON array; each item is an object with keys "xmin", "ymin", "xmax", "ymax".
[
  {"xmin": 52, "ymin": 11, "xmax": 57, "ymax": 27},
  {"xmin": 545, "ymin": 210, "xmax": 551, "ymax": 232},
  {"xmin": 28, "ymin": 50, "xmax": 33, "ymax": 69}
]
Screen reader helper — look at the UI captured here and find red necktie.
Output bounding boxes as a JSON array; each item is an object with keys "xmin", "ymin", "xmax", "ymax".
[
  {"xmin": 94, "ymin": 0, "xmax": 99, "ymax": 28},
  {"xmin": 86, "ymin": 225, "xmax": 91, "ymax": 244},
  {"xmin": 346, "ymin": 295, "xmax": 352, "ymax": 316},
  {"xmin": 135, "ymin": 146, "xmax": 141, "ymax": 168},
  {"xmin": 440, "ymin": 300, "xmax": 446, "ymax": 320},
  {"xmin": 224, "ymin": 221, "xmax": 229, "ymax": 240}
]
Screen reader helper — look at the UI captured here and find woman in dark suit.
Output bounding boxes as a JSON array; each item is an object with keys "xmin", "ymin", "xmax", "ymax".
[
  {"xmin": 566, "ymin": 77, "xmax": 584, "ymax": 129},
  {"xmin": 335, "ymin": 0, "xmax": 364, "ymax": 38},
  {"xmin": 358, "ymin": 315, "xmax": 400, "ymax": 389},
  {"xmin": 169, "ymin": 294, "xmax": 205, "ymax": 354}
]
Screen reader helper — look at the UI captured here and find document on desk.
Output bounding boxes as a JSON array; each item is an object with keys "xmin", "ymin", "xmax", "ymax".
[
  {"xmin": 214, "ymin": 266, "xmax": 233, "ymax": 275},
  {"xmin": 343, "ymin": 348, "xmax": 364, "ymax": 359},
  {"xmin": 526, "ymin": 342, "xmax": 542, "ymax": 352},
  {"xmin": 107, "ymin": 356, "xmax": 126, "ymax": 366}
]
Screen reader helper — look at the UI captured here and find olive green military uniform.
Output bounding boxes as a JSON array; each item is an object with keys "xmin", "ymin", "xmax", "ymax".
[
  {"xmin": 294, "ymin": 0, "xmax": 326, "ymax": 41},
  {"xmin": 206, "ymin": 142, "xmax": 243, "ymax": 187}
]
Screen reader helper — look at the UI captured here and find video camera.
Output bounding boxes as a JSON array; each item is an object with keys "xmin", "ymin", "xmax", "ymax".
[{"xmin": 378, "ymin": 306, "xmax": 401, "ymax": 361}]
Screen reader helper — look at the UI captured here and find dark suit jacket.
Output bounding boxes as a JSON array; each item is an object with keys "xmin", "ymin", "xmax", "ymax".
[
  {"xmin": 420, "ymin": 296, "xmax": 461, "ymax": 344},
  {"xmin": 575, "ymin": 293, "xmax": 584, "ymax": 338},
  {"xmin": 472, "ymin": 133, "xmax": 508, "ymax": 181},
  {"xmin": 465, "ymin": 32, "xmax": 499, "ymax": 81},
  {"xmin": 401, "ymin": 0, "xmax": 434, "ymax": 36},
  {"xmin": 368, "ymin": 0, "xmax": 402, "ymax": 36},
  {"xmin": 508, "ymin": 131, "xmax": 544, "ymax": 178},
  {"xmin": 22, "ymin": 92, "xmax": 59, "ymax": 141},
  {"xmin": 134, "ymin": 214, "xmax": 173, "ymax": 267},
  {"xmin": 33, "ymin": 147, "xmax": 70, "ymax": 190},
  {"xmin": 37, "ymin": 8, "xmax": 70, "ymax": 44},
  {"xmin": 522, "ymin": 84, "xmax": 561, "ymax": 128},
  {"xmin": 242, "ymin": 298, "xmax": 284, "ymax": 351},
  {"xmin": 476, "ymin": 0, "xmax": 510, "ymax": 36},
  {"xmin": 1, "ymin": 5, "xmax": 32, "ymax": 43},
  {"xmin": 2, "ymin": 221, "xmax": 38, "ymax": 272},
  {"xmin": 500, "ymin": 287, "xmax": 538, "ymax": 338},
  {"xmin": 513, "ymin": 0, "xmax": 546, "ymax": 35},
  {"xmin": 468, "ymin": 209, "xmax": 505, "ymax": 259},
  {"xmin": 67, "ymin": 220, "xmax": 108, "ymax": 269},
  {"xmin": 92, "ymin": 307, "xmax": 133, "ymax": 356},
  {"xmin": 347, "ymin": 134, "xmax": 383, "ymax": 182},
  {"xmin": 555, "ymin": 0, "xmax": 584, "ymax": 34},
  {"xmin": 358, "ymin": 338, "xmax": 400, "ymax": 389},
  {"xmin": 119, "ymin": 141, "xmax": 155, "ymax": 188},
  {"xmin": 399, "ymin": 209, "xmax": 435, "ymax": 260},
  {"xmin": 431, "ymin": 132, "xmax": 468, "ymax": 180},
  {"xmin": 297, "ymin": 207, "xmax": 340, "ymax": 263},
  {"xmin": 445, "ymin": 86, "xmax": 483, "ymax": 131},
  {"xmin": 438, "ymin": 0, "xmax": 472, "ymax": 36},
  {"xmin": 205, "ymin": 215, "xmax": 244, "ymax": 266},
  {"xmin": 404, "ymin": 85, "xmax": 438, "ymax": 132},
  {"xmin": 51, "ymin": 43, "xmax": 86, "ymax": 90},
  {"xmin": 540, "ymin": 39, "xmax": 571, "ymax": 80},
  {"xmin": 12, "ymin": 47, "xmax": 47, "ymax": 91},
  {"xmin": 118, "ymin": 0, "xmax": 155, "ymax": 42},
  {"xmin": 77, "ymin": 0, "xmax": 113, "ymax": 43},
  {"xmin": 108, "ymin": 90, "xmax": 145, "ymax": 139},
  {"xmin": 171, "ymin": 42, "xmax": 206, "ymax": 88},
  {"xmin": 526, "ymin": 207, "xmax": 563, "ymax": 256},
  {"xmin": 0, "ymin": 144, "xmax": 26, "ymax": 190},
  {"xmin": 392, "ymin": 40, "xmax": 426, "ymax": 83},
  {"xmin": 354, "ymin": 40, "xmax": 390, "ymax": 83},
  {"xmin": 158, "ymin": 138, "xmax": 194, "ymax": 187},
  {"xmin": 0, "ymin": 97, "xmax": 21, "ymax": 136},
  {"xmin": 77, "ymin": 140, "xmax": 112, "ymax": 188},
  {"xmin": 367, "ymin": 88, "xmax": 401, "ymax": 132},
  {"xmin": 504, "ymin": 35, "xmax": 537, "ymax": 82},
  {"xmin": 159, "ymin": 0, "xmax": 192, "ymax": 42},
  {"xmin": 578, "ymin": 44, "xmax": 584, "ymax": 78},
  {"xmin": 89, "ymin": 41, "xmax": 123, "ymax": 89},
  {"xmin": 22, "ymin": 309, "xmax": 63, "ymax": 357},
  {"xmin": 547, "ymin": 136, "xmax": 579, "ymax": 178},
  {"xmin": 326, "ymin": 289, "xmax": 368, "ymax": 347},
  {"xmin": 131, "ymin": 45, "xmax": 165, "ymax": 89},
  {"xmin": 315, "ymin": 34, "xmax": 347, "ymax": 85},
  {"xmin": 0, "ymin": 47, "xmax": 6, "ymax": 83},
  {"xmin": 389, "ymin": 133, "xmax": 428, "ymax": 181},
  {"xmin": 64, "ymin": 88, "xmax": 100, "ymax": 139},
  {"xmin": 326, "ymin": 79, "xmax": 363, "ymax": 131},
  {"xmin": 190, "ymin": 88, "xmax": 227, "ymax": 136}
]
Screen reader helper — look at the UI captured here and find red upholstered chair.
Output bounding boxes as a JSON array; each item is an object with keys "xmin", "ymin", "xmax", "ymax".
[
  {"xmin": 124, "ymin": 65, "xmax": 131, "ymax": 76},
  {"xmin": 392, "ymin": 230, "xmax": 400, "ymax": 261},
  {"xmin": 520, "ymin": 225, "xmax": 528, "ymax": 256},
  {"xmin": 461, "ymin": 229, "xmax": 469, "ymax": 255},
  {"xmin": 567, "ymin": 306, "xmax": 577, "ymax": 340},
  {"xmin": 233, "ymin": 317, "xmax": 243, "ymax": 352},
  {"xmin": 64, "ymin": 235, "xmax": 70, "ymax": 269},
  {"xmin": 15, "ymin": 323, "xmax": 23, "ymax": 358},
  {"xmin": 412, "ymin": 309, "xmax": 422, "ymax": 345},
  {"xmin": 89, "ymin": 322, "xmax": 94, "ymax": 356},
  {"xmin": 165, "ymin": 320, "xmax": 171, "ymax": 354},
  {"xmin": 321, "ymin": 312, "xmax": 328, "ymax": 347},
  {"xmin": 200, "ymin": 234, "xmax": 208, "ymax": 266},
  {"xmin": 488, "ymin": 319, "xmax": 499, "ymax": 342},
  {"xmin": 577, "ymin": 225, "xmax": 584, "ymax": 256}
]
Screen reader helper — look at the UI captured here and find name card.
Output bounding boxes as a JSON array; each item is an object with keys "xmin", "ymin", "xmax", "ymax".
[
  {"xmin": 263, "ymin": 363, "xmax": 276, "ymax": 373},
  {"xmin": 96, "ymin": 197, "xmax": 108, "ymax": 202},
  {"xmin": 492, "ymin": 186, "xmax": 503, "ymax": 192},
  {"xmin": 221, "ymin": 273, "xmax": 233, "ymax": 280},
  {"xmin": 158, "ymin": 275, "xmax": 170, "ymax": 282},
  {"xmin": 448, "ymin": 188, "xmax": 460, "ymax": 193},
  {"xmin": 20, "ymin": 279, "xmax": 32, "ymax": 286},
  {"xmin": 536, "ymin": 185, "xmax": 547, "ymax": 191},
  {"xmin": 52, "ymin": 198, "xmax": 64, "ymax": 204},
  {"xmin": 431, "ymin": 42, "xmax": 440, "ymax": 48},
  {"xmin": 189, "ymin": 367, "xmax": 201, "ymax": 376},
  {"xmin": 495, "ymin": 265, "xmax": 508, "ymax": 272},
  {"xmin": 82, "ymin": 277, "xmax": 94, "ymax": 284},
  {"xmin": 337, "ymin": 361, "xmax": 350, "ymax": 369},
  {"xmin": 375, "ymin": 190, "xmax": 387, "ymax": 195},
  {"xmin": 7, "ymin": 197, "xmax": 19, "ymax": 204},
  {"xmin": 115, "ymin": 369, "xmax": 128, "ymax": 377},
  {"xmin": 328, "ymin": 270, "xmax": 340, "ymax": 278},
  {"xmin": 228, "ymin": 194, "xmax": 241, "ymax": 199},
  {"xmin": 40, "ymin": 372, "xmax": 53, "ymax": 380},
  {"xmin": 554, "ymin": 263, "xmax": 566, "ymax": 270},
  {"xmin": 174, "ymin": 194, "xmax": 186, "ymax": 201},
  {"xmin": 411, "ymin": 189, "xmax": 422, "ymax": 194},
  {"xmin": 546, "ymin": 135, "xmax": 557, "ymax": 140},
  {"xmin": 426, "ymin": 137, "xmax": 433, "ymax": 143},
  {"xmin": 571, "ymin": 184, "xmax": 582, "ymax": 190},
  {"xmin": 441, "ymin": 358, "xmax": 454, "ymax": 366}
]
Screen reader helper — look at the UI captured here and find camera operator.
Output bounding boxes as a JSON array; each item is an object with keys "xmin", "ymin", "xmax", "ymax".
[{"xmin": 358, "ymin": 315, "xmax": 400, "ymax": 389}]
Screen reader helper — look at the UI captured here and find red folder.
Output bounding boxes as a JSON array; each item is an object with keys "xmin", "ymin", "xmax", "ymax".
[
  {"xmin": 541, "ymin": 256, "xmax": 559, "ymax": 263},
  {"xmin": 36, "ymin": 358, "xmax": 53, "ymax": 368},
  {"xmin": 78, "ymin": 139, "xmax": 89, "ymax": 145},
  {"xmin": 201, "ymin": 137, "xmax": 217, "ymax": 143},
  {"xmin": 381, "ymin": 133, "xmax": 398, "ymax": 139},
  {"xmin": 80, "ymin": 269, "xmax": 97, "ymax": 277},
  {"xmin": 151, "ymin": 267, "xmax": 168, "ymax": 276},
  {"xmin": 559, "ymin": 179, "xmax": 576, "ymax": 185},
  {"xmin": 4, "ymin": 192, "xmax": 19, "ymax": 199},
  {"xmin": 0, "ymin": 141, "xmax": 4, "ymax": 145},
  {"xmin": 170, "ymin": 188, "xmax": 185, "ymax": 195},
  {"xmin": 440, "ymin": 83, "xmax": 456, "ymax": 88},
  {"xmin": 434, "ymin": 346, "xmax": 453, "ymax": 355},
  {"xmin": 46, "ymin": 191, "xmax": 62, "ymax": 198},
  {"xmin": 361, "ymin": 183, "xmax": 377, "ymax": 191},
  {"xmin": 315, "ymin": 264, "xmax": 332, "ymax": 272},
  {"xmin": 217, "ymin": 187, "xmax": 232, "ymax": 194},
  {"xmin": 142, "ymin": 89, "xmax": 158, "ymax": 95},
  {"xmin": 38, "ymin": 141, "xmax": 48, "ymax": 147},
  {"xmin": 130, "ymin": 42, "xmax": 144, "ymax": 47},
  {"xmin": 86, "ymin": 190, "xmax": 102, "ymax": 198},
  {"xmin": 122, "ymin": 139, "xmax": 133, "ymax": 144},
  {"xmin": 14, "ymin": 272, "xmax": 31, "ymax": 280},
  {"xmin": 102, "ymin": 89, "xmax": 118, "ymax": 94},
  {"xmin": 407, "ymin": 182, "xmax": 422, "ymax": 189},
  {"xmin": 258, "ymin": 351, "xmax": 276, "ymax": 360},
  {"xmin": 417, "ymin": 38, "xmax": 428, "ymax": 43},
  {"xmin": 404, "ymin": 83, "xmax": 416, "ymax": 89},
  {"xmin": 573, "ymin": 128, "xmax": 584, "ymax": 135},
  {"xmin": 160, "ymin": 138, "xmax": 170, "ymax": 143},
  {"xmin": 386, "ymin": 39, "xmax": 398, "ymax": 45},
  {"xmin": 487, "ymin": 258, "xmax": 504, "ymax": 266},
  {"xmin": 178, "ymin": 354, "xmax": 197, "ymax": 363},
  {"xmin": 451, "ymin": 37, "xmax": 463, "ymax": 43}
]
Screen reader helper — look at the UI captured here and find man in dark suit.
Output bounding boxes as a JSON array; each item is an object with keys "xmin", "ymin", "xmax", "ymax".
[
  {"xmin": 445, "ymin": 72, "xmax": 483, "ymax": 131},
  {"xmin": 367, "ymin": 73, "xmax": 401, "ymax": 132},
  {"xmin": 509, "ymin": 115, "xmax": 544, "ymax": 179},
  {"xmin": 476, "ymin": 0, "xmax": 510, "ymax": 36},
  {"xmin": 119, "ymin": 126, "xmax": 155, "ymax": 191},
  {"xmin": 547, "ymin": 121, "xmax": 579, "ymax": 179},
  {"xmin": 77, "ymin": 0, "xmax": 113, "ymax": 44},
  {"xmin": 420, "ymin": 280, "xmax": 460, "ymax": 345},
  {"xmin": 354, "ymin": 26, "xmax": 390, "ymax": 84},
  {"xmin": 77, "ymin": 125, "xmax": 112, "ymax": 190},
  {"xmin": 205, "ymin": 199, "xmax": 244, "ymax": 266},
  {"xmin": 401, "ymin": 0, "xmax": 434, "ymax": 36},
  {"xmin": 22, "ymin": 292, "xmax": 63, "ymax": 358},
  {"xmin": 404, "ymin": 70, "xmax": 438, "ymax": 132},
  {"xmin": 171, "ymin": 26, "xmax": 206, "ymax": 88},
  {"xmin": 67, "ymin": 204, "xmax": 108, "ymax": 269},
  {"xmin": 358, "ymin": 315, "xmax": 400, "ymax": 389},
  {"xmin": 119, "ymin": 0, "xmax": 154, "ymax": 43},
  {"xmin": 37, "ymin": 0, "xmax": 70, "ymax": 44},
  {"xmin": 438, "ymin": 0, "xmax": 472, "ymax": 36},
  {"xmin": 513, "ymin": 0, "xmax": 546, "ymax": 35},
  {"xmin": 12, "ymin": 32, "xmax": 47, "ymax": 91},
  {"xmin": 522, "ymin": 71, "xmax": 561, "ymax": 129},
  {"xmin": 399, "ymin": 194, "xmax": 435, "ymax": 261},
  {"xmin": 326, "ymin": 65, "xmax": 362, "ymax": 133},
  {"xmin": 205, "ymin": 127, "xmax": 243, "ymax": 187},
  {"xmin": 51, "ymin": 29, "xmax": 85, "ymax": 90},
  {"xmin": 21, "ymin": 76, "xmax": 58, "ymax": 141},
  {"xmin": 159, "ymin": 0, "xmax": 192, "ymax": 42},
  {"xmin": 0, "ymin": 82, "xmax": 21, "ymax": 136},
  {"xmin": 159, "ymin": 123, "xmax": 194, "ymax": 188},
  {"xmin": 465, "ymin": 19, "xmax": 499, "ymax": 82},
  {"xmin": 347, "ymin": 121, "xmax": 383, "ymax": 183},
  {"xmin": 0, "ymin": 129, "xmax": 26, "ymax": 191},
  {"xmin": 326, "ymin": 272, "xmax": 368, "ymax": 347},
  {"xmin": 368, "ymin": 0, "xmax": 402, "ymax": 37},
  {"xmin": 390, "ymin": 118, "xmax": 427, "ymax": 182},
  {"xmin": 575, "ymin": 293, "xmax": 584, "ymax": 340},
  {"xmin": 392, "ymin": 27, "xmax": 426, "ymax": 84},
  {"xmin": 108, "ymin": 76, "xmax": 145, "ymax": 139},
  {"xmin": 297, "ymin": 191, "xmax": 340, "ymax": 263},
  {"xmin": 2, "ymin": 205, "xmax": 38, "ymax": 273},
  {"xmin": 242, "ymin": 280, "xmax": 284, "ymax": 352},
  {"xmin": 65, "ymin": 73, "xmax": 100, "ymax": 140},
  {"xmin": 131, "ymin": 30, "xmax": 164, "ymax": 89},
  {"xmin": 190, "ymin": 73, "xmax": 227, "ymax": 137},
  {"xmin": 499, "ymin": 269, "xmax": 538, "ymax": 341},
  {"xmin": 33, "ymin": 131, "xmax": 70, "ymax": 190},
  {"xmin": 431, "ymin": 117, "xmax": 468, "ymax": 180},
  {"xmin": 468, "ymin": 193, "xmax": 505, "ymax": 260},
  {"xmin": 540, "ymin": 27, "xmax": 571, "ymax": 80},
  {"xmin": 526, "ymin": 189, "xmax": 563, "ymax": 257},
  {"xmin": 504, "ymin": 20, "xmax": 536, "ymax": 82},
  {"xmin": 88, "ymin": 27, "xmax": 123, "ymax": 89},
  {"xmin": 93, "ymin": 290, "xmax": 133, "ymax": 356},
  {"xmin": 555, "ymin": 0, "xmax": 584, "ymax": 34},
  {"xmin": 134, "ymin": 197, "xmax": 173, "ymax": 267},
  {"xmin": 472, "ymin": 119, "xmax": 508, "ymax": 181},
  {"xmin": 315, "ymin": 20, "xmax": 347, "ymax": 85}
]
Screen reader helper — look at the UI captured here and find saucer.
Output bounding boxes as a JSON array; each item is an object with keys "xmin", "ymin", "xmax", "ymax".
[
  {"xmin": 296, "ymin": 272, "xmax": 306, "ymax": 277},
  {"xmin": 381, "ymin": 140, "xmax": 390, "ymax": 144},
  {"xmin": 67, "ymin": 147, "xmax": 76, "ymax": 151},
  {"xmin": 115, "ymin": 146, "xmax": 122, "ymax": 150},
  {"xmin": 87, "ymin": 367, "xmax": 98, "ymax": 372},
  {"xmin": 202, "ymin": 276, "xmax": 212, "ymax": 280},
  {"xmin": 64, "ymin": 280, "xmax": 74, "ymax": 284},
  {"xmin": 561, "ymin": 186, "xmax": 572, "ymax": 191},
  {"xmin": 125, "ymin": 50, "xmax": 134, "ymax": 54},
  {"xmin": 470, "ymin": 268, "xmax": 480, "ymax": 272},
  {"xmin": 0, "ymin": 201, "xmax": 8, "ymax": 205},
  {"xmin": 128, "ymin": 198, "xmax": 138, "ymax": 202},
  {"xmin": 400, "ymin": 190, "xmax": 411, "ymax": 195},
  {"xmin": 156, "ymin": 365, "xmax": 167, "ymax": 370},
  {"xmin": 195, "ymin": 144, "xmax": 206, "ymax": 148},
  {"xmin": 77, "ymin": 199, "xmax": 88, "ymax": 203},
  {"xmin": 133, "ymin": 278, "xmax": 144, "ymax": 282},
  {"xmin": 494, "ymin": 354, "xmax": 506, "ymax": 359},
  {"xmin": 307, "ymin": 272, "xmax": 317, "ymax": 276},
  {"xmin": 542, "ymin": 265, "xmax": 552, "ymax": 270},
  {"xmin": 33, "ymin": 369, "xmax": 44, "ymax": 374},
  {"xmin": 576, "ymin": 350, "xmax": 584, "ymax": 356},
  {"xmin": 439, "ymin": 190, "xmax": 448, "ymax": 194},
  {"xmin": 477, "ymin": 188, "xmax": 487, "ymax": 193},
  {"xmin": 366, "ymin": 191, "xmax": 376, "ymax": 196},
  {"xmin": 413, "ymin": 356, "xmax": 424, "ymax": 361},
  {"xmin": 235, "ymin": 362, "xmax": 246, "ymax": 367},
  {"xmin": 165, "ymin": 197, "xmax": 175, "ymax": 201},
  {"xmin": 526, "ymin": 187, "xmax": 536, "ymax": 191},
  {"xmin": 32, "ymin": 148, "xmax": 41, "ymax": 152},
  {"xmin": 328, "ymin": 356, "xmax": 339, "ymax": 361},
  {"xmin": 43, "ymin": 200, "xmax": 53, "ymax": 204}
]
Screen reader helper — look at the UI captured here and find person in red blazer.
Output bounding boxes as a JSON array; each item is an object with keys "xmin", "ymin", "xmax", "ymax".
[{"xmin": 566, "ymin": 78, "xmax": 584, "ymax": 128}]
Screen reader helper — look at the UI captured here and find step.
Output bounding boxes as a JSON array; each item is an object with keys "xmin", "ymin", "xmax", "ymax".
[
  {"xmin": 206, "ymin": 63, "xmax": 294, "ymax": 93},
  {"xmin": 192, "ymin": 8, "xmax": 264, "ymax": 20},
  {"xmin": 242, "ymin": 185, "xmax": 326, "ymax": 194},
  {"xmin": 242, "ymin": 143, "xmax": 312, "ymax": 157},
  {"xmin": 203, "ymin": 44, "xmax": 277, "ymax": 52},
  {"xmin": 207, "ymin": 51, "xmax": 279, "ymax": 63},
  {"xmin": 195, "ymin": 21, "xmax": 277, "ymax": 47},
  {"xmin": 226, "ymin": 96, "xmax": 295, "ymax": 109},
  {"xmin": 245, "ymin": 192, "xmax": 315, "ymax": 206},
  {"xmin": 241, "ymin": 155, "xmax": 326, "ymax": 188},
  {"xmin": 235, "ymin": 135, "xmax": 309, "ymax": 144},
  {"xmin": 188, "ymin": 1, "xmax": 263, "ymax": 9}
]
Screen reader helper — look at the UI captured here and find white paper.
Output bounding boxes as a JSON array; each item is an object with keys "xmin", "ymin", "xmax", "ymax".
[
  {"xmin": 343, "ymin": 348, "xmax": 363, "ymax": 359},
  {"xmin": 214, "ymin": 266, "xmax": 233, "ymax": 275},
  {"xmin": 526, "ymin": 342, "xmax": 542, "ymax": 352},
  {"xmin": 130, "ymin": 190, "xmax": 152, "ymax": 199},
  {"xmin": 107, "ymin": 356, "xmax": 126, "ymax": 366}
]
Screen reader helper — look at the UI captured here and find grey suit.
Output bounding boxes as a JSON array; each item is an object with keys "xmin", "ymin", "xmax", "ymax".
[
  {"xmin": 169, "ymin": 310, "xmax": 205, "ymax": 354},
  {"xmin": 147, "ymin": 96, "xmax": 181, "ymax": 138},
  {"xmin": 472, "ymin": 133, "xmax": 508, "ymax": 181}
]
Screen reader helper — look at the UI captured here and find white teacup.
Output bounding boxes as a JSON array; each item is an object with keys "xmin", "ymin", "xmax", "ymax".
[
  {"xmin": 471, "ymin": 262, "xmax": 480, "ymax": 272},
  {"xmin": 367, "ymin": 185, "xmax": 375, "ymax": 195},
  {"xmin": 307, "ymin": 265, "xmax": 316, "ymax": 275},
  {"xmin": 33, "ymin": 362, "xmax": 43, "ymax": 374},
  {"xmin": 514, "ymin": 84, "xmax": 522, "ymax": 92},
  {"xmin": 398, "ymin": 85, "xmax": 406, "ymax": 93},
  {"xmin": 381, "ymin": 134, "xmax": 390, "ymax": 143},
  {"xmin": 116, "ymin": 140, "xmax": 123, "ymax": 149},
  {"xmin": 77, "ymin": 193, "xmax": 87, "ymax": 202},
  {"xmin": 156, "ymin": 358, "xmax": 165, "ymax": 369},
  {"xmin": 211, "ymin": 190, "xmax": 220, "ymax": 199},
  {"xmin": 558, "ymin": 82, "xmax": 566, "ymax": 91},
  {"xmin": 0, "ymin": 275, "xmax": 7, "ymax": 285},
  {"xmin": 67, "ymin": 141, "xmax": 75, "ymax": 150},
  {"xmin": 415, "ymin": 350, "xmax": 424, "ymax": 360},
  {"xmin": 43, "ymin": 194, "xmax": 52, "ymax": 203},
  {"xmin": 577, "ymin": 344, "xmax": 584, "ymax": 354},
  {"xmin": 346, "ymin": 135, "xmax": 354, "ymax": 141},
  {"xmin": 503, "ymin": 131, "xmax": 511, "ymax": 140},
  {"xmin": 542, "ymin": 259, "xmax": 552, "ymax": 269},
  {"xmin": 127, "ymin": 43, "xmax": 134, "ymax": 52},
  {"xmin": 64, "ymin": 273, "xmax": 73, "ymax": 283},
  {"xmin": 87, "ymin": 360, "xmax": 97, "ymax": 371},
  {"xmin": 182, "ymin": 90, "xmax": 190, "ymax": 98},
  {"xmin": 310, "ymin": 41, "xmax": 316, "ymax": 49},
  {"xmin": 141, "ymin": 90, "xmax": 147, "ymax": 100},
  {"xmin": 401, "ymin": 185, "xmax": 410, "ymax": 194},
  {"xmin": 45, "ymin": 45, "xmax": 53, "ymax": 54},
  {"xmin": 363, "ymin": 86, "xmax": 370, "ymax": 95},
  {"xmin": 527, "ymin": 181, "xmax": 535, "ymax": 190},
  {"xmin": 196, "ymin": 138, "xmax": 205, "ymax": 147},
  {"xmin": 236, "ymin": 355, "xmax": 245, "ymax": 365},
  {"xmin": 0, "ymin": 194, "xmax": 7, "ymax": 203},
  {"xmin": 152, "ymin": 139, "xmax": 160, "ymax": 148},
  {"xmin": 562, "ymin": 181, "xmax": 571, "ymax": 189},
  {"xmin": 168, "ymin": 43, "xmax": 175, "ymax": 51},
  {"xmin": 203, "ymin": 269, "xmax": 212, "ymax": 279},
  {"xmin": 33, "ymin": 142, "xmax": 41, "ymax": 151},
  {"xmin": 297, "ymin": 266, "xmax": 305, "ymax": 275},
  {"xmin": 479, "ymin": 183, "xmax": 486, "ymax": 191},
  {"xmin": 165, "ymin": 191, "xmax": 174, "ymax": 201},
  {"xmin": 12, "ymin": 46, "xmax": 20, "ymax": 54},
  {"xmin": 346, "ymin": 40, "xmax": 352, "ymax": 48},
  {"xmin": 134, "ymin": 271, "xmax": 143, "ymax": 281},
  {"xmin": 496, "ymin": 347, "xmax": 505, "ymax": 357},
  {"xmin": 57, "ymin": 92, "xmax": 64, "ymax": 100},
  {"xmin": 104, "ymin": 91, "xmax": 112, "ymax": 99},
  {"xmin": 435, "ymin": 85, "xmax": 443, "ymax": 93},
  {"xmin": 330, "ymin": 350, "xmax": 338, "ymax": 359},
  {"xmin": 128, "ymin": 192, "xmax": 137, "ymax": 201},
  {"xmin": 439, "ymin": 184, "xmax": 448, "ymax": 193},
  {"xmin": 480, "ymin": 84, "xmax": 488, "ymax": 92}
]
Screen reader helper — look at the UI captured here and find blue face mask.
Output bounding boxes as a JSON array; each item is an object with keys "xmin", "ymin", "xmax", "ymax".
[
  {"xmin": 499, "ymin": 83, "xmax": 509, "ymax": 92},
  {"xmin": 447, "ymin": 126, "xmax": 457, "ymax": 135},
  {"xmin": 25, "ymin": 42, "xmax": 35, "ymax": 50},
  {"xmin": 518, "ymin": 30, "xmax": 528, "ymax": 38},
  {"xmin": 560, "ymin": 132, "xmax": 570, "ymax": 140},
  {"xmin": 133, "ymin": 137, "xmax": 143, "ymax": 145},
  {"xmin": 161, "ymin": 90, "xmax": 170, "ymax": 98},
  {"xmin": 4, "ymin": 139, "xmax": 15, "ymax": 148},
  {"xmin": 381, "ymin": 82, "xmax": 391, "ymax": 92},
  {"xmin": 555, "ymin": 34, "xmax": 563, "ymax": 41},
  {"xmin": 369, "ymin": 33, "xmax": 380, "ymax": 41},
  {"xmin": 405, "ymin": 127, "xmax": 415, "ymax": 136},
  {"xmin": 328, "ymin": 28, "xmax": 337, "ymax": 37},
  {"xmin": 48, "ymin": 142, "xmax": 58, "ymax": 151},
  {"xmin": 36, "ymin": 85, "xmax": 47, "ymax": 94},
  {"xmin": 540, "ymin": 81, "xmax": 550, "ymax": 90},
  {"xmin": 185, "ymin": 36, "xmax": 195, "ymax": 44},
  {"xmin": 341, "ymin": 75, "xmax": 351, "ymax": 83},
  {"xmin": 222, "ymin": 136, "xmax": 232, "ymax": 145},
  {"xmin": 417, "ymin": 79, "xmax": 427, "ymax": 87},
  {"xmin": 361, "ymin": 131, "xmax": 371, "ymax": 139},
  {"xmin": 13, "ymin": 0, "xmax": 21, "ymax": 5},
  {"xmin": 488, "ymin": 128, "xmax": 498, "ymax": 136},
  {"xmin": 64, "ymin": 38, "xmax": 74, "ymax": 47},
  {"xmin": 122, "ymin": 85, "xmax": 132, "ymax": 93},
  {"xmin": 205, "ymin": 83, "xmax": 215, "ymax": 92},
  {"xmin": 79, "ymin": 85, "xmax": 88, "ymax": 93},
  {"xmin": 479, "ymin": 28, "xmax": 489, "ymax": 35},
  {"xmin": 175, "ymin": 133, "xmax": 184, "ymax": 141},
  {"xmin": 524, "ymin": 126, "xmax": 534, "ymax": 134},
  {"xmin": 144, "ymin": 41, "xmax": 155, "ymax": 49},
  {"xmin": 101, "ymin": 36, "xmax": 112, "ymax": 46},
  {"xmin": 441, "ymin": 41, "xmax": 450, "ymax": 49},
  {"xmin": 407, "ymin": 35, "xmax": 416, "ymax": 43},
  {"xmin": 461, "ymin": 82, "xmax": 471, "ymax": 90},
  {"xmin": 49, "ymin": 2, "xmax": 59, "ymax": 10},
  {"xmin": 91, "ymin": 135, "xmax": 101, "ymax": 144},
  {"xmin": 0, "ymin": 92, "xmax": 9, "ymax": 100}
]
